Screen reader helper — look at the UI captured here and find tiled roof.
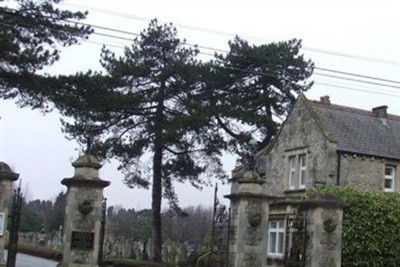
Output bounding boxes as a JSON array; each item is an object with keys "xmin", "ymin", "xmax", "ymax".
[{"xmin": 310, "ymin": 100, "xmax": 400, "ymax": 160}]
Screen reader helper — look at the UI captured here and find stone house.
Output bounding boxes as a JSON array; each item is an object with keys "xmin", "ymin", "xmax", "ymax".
[
  {"xmin": 227, "ymin": 94, "xmax": 400, "ymax": 266},
  {"xmin": 262, "ymin": 93, "xmax": 400, "ymax": 194}
]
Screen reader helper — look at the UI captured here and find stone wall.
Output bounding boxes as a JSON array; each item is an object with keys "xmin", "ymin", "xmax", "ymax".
[
  {"xmin": 229, "ymin": 196, "xmax": 269, "ymax": 267},
  {"xmin": 227, "ymin": 178, "xmax": 270, "ymax": 267},
  {"xmin": 339, "ymin": 153, "xmax": 400, "ymax": 192},
  {"xmin": 227, "ymin": 191, "xmax": 344, "ymax": 267},
  {"xmin": 302, "ymin": 195, "xmax": 344, "ymax": 267},
  {"xmin": 59, "ymin": 154, "xmax": 110, "ymax": 267},
  {"xmin": 261, "ymin": 96, "xmax": 400, "ymax": 195},
  {"xmin": 264, "ymin": 98, "xmax": 338, "ymax": 196}
]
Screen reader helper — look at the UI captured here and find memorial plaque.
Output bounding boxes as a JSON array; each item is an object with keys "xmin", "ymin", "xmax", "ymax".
[{"xmin": 71, "ymin": 231, "xmax": 94, "ymax": 250}]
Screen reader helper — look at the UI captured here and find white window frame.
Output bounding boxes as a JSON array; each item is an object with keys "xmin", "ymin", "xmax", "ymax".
[
  {"xmin": 287, "ymin": 153, "xmax": 308, "ymax": 190},
  {"xmin": 267, "ymin": 219, "xmax": 285, "ymax": 258},
  {"xmin": 289, "ymin": 157, "xmax": 296, "ymax": 190},
  {"xmin": 299, "ymin": 154, "xmax": 307, "ymax": 189},
  {"xmin": 384, "ymin": 166, "xmax": 395, "ymax": 192}
]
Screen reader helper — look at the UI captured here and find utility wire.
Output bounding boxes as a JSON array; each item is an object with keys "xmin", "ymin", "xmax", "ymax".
[
  {"xmin": 1, "ymin": 12, "xmax": 400, "ymax": 97},
  {"xmin": 89, "ymin": 31, "xmax": 400, "ymax": 90},
  {"xmin": 316, "ymin": 67, "xmax": 400, "ymax": 85},
  {"xmin": 313, "ymin": 72, "xmax": 400, "ymax": 89},
  {"xmin": 93, "ymin": 33, "xmax": 400, "ymax": 90},
  {"xmin": 2, "ymin": 8, "xmax": 399, "ymax": 89},
  {"xmin": 67, "ymin": 19, "xmax": 400, "ymax": 88},
  {"xmin": 60, "ymin": 2, "xmax": 400, "ymax": 67},
  {"xmin": 314, "ymin": 81, "xmax": 399, "ymax": 97},
  {"xmin": 87, "ymin": 37, "xmax": 398, "ymax": 99}
]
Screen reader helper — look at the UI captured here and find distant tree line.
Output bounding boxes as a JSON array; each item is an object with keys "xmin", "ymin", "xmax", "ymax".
[
  {"xmin": 19, "ymin": 192, "xmax": 211, "ymax": 247},
  {"xmin": 19, "ymin": 191, "xmax": 66, "ymax": 233}
]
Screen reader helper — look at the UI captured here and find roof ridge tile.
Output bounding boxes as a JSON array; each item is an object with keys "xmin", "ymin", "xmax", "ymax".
[{"xmin": 311, "ymin": 100, "xmax": 400, "ymax": 121}]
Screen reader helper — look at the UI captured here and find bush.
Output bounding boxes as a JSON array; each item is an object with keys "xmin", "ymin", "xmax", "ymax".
[{"xmin": 306, "ymin": 186, "xmax": 400, "ymax": 267}]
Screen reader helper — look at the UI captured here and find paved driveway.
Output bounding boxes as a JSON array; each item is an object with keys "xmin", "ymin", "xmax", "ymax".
[{"xmin": 4, "ymin": 252, "xmax": 57, "ymax": 267}]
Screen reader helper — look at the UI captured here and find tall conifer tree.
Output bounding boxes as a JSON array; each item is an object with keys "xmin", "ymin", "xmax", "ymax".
[{"xmin": 59, "ymin": 20, "xmax": 226, "ymax": 261}]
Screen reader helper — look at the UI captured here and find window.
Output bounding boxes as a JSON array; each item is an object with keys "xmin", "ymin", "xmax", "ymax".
[
  {"xmin": 268, "ymin": 220, "xmax": 285, "ymax": 257},
  {"xmin": 287, "ymin": 154, "xmax": 307, "ymax": 190},
  {"xmin": 384, "ymin": 166, "xmax": 395, "ymax": 192},
  {"xmin": 289, "ymin": 157, "xmax": 296, "ymax": 190},
  {"xmin": 299, "ymin": 155, "xmax": 307, "ymax": 188}
]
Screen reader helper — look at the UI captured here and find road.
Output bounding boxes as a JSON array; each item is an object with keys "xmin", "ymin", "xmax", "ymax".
[{"xmin": 4, "ymin": 252, "xmax": 58, "ymax": 267}]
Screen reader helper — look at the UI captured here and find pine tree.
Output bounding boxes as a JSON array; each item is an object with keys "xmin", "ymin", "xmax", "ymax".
[
  {"xmin": 0, "ymin": 0, "xmax": 92, "ymax": 109},
  {"xmin": 59, "ymin": 19, "xmax": 226, "ymax": 261},
  {"xmin": 204, "ymin": 37, "xmax": 314, "ymax": 151}
]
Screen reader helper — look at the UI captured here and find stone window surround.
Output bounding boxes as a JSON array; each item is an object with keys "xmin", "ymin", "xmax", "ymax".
[
  {"xmin": 285, "ymin": 147, "xmax": 309, "ymax": 191},
  {"xmin": 384, "ymin": 164, "xmax": 396, "ymax": 192},
  {"xmin": 267, "ymin": 218, "xmax": 285, "ymax": 258}
]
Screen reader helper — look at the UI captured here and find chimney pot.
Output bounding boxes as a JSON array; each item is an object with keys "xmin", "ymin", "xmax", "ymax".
[
  {"xmin": 372, "ymin": 105, "xmax": 388, "ymax": 118},
  {"xmin": 320, "ymin": 95, "xmax": 330, "ymax": 104}
]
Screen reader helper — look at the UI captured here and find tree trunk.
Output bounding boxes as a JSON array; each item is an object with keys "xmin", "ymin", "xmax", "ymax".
[
  {"xmin": 151, "ymin": 79, "xmax": 165, "ymax": 262},
  {"xmin": 151, "ymin": 144, "xmax": 163, "ymax": 262}
]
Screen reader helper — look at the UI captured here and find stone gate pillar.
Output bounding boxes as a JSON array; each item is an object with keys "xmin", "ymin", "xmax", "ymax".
[
  {"xmin": 58, "ymin": 154, "xmax": 110, "ymax": 267},
  {"xmin": 301, "ymin": 193, "xmax": 344, "ymax": 267},
  {"xmin": 226, "ymin": 169, "xmax": 269, "ymax": 267},
  {"xmin": 0, "ymin": 162, "xmax": 19, "ymax": 266}
]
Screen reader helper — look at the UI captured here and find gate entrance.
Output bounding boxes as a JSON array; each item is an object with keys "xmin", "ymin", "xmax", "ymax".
[
  {"xmin": 285, "ymin": 208, "xmax": 307, "ymax": 267},
  {"xmin": 7, "ymin": 185, "xmax": 23, "ymax": 267},
  {"xmin": 209, "ymin": 185, "xmax": 230, "ymax": 267},
  {"xmin": 98, "ymin": 198, "xmax": 107, "ymax": 265}
]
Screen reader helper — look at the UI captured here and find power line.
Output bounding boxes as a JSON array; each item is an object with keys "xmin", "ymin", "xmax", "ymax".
[
  {"xmin": 89, "ymin": 30, "xmax": 400, "ymax": 90},
  {"xmin": 314, "ymin": 81, "xmax": 399, "ymax": 97},
  {"xmin": 76, "ymin": 36, "xmax": 400, "ymax": 94},
  {"xmin": 3, "ymin": 8, "xmax": 400, "ymax": 89},
  {"xmin": 93, "ymin": 32, "xmax": 133, "ymax": 43},
  {"xmin": 60, "ymin": 2, "xmax": 400, "ymax": 67},
  {"xmin": 316, "ymin": 67, "xmax": 400, "ymax": 85},
  {"xmin": 69, "ymin": 20, "xmax": 140, "ymax": 38},
  {"xmin": 313, "ymin": 72, "xmax": 400, "ymax": 89},
  {"xmin": 89, "ymin": 27, "xmax": 400, "ymax": 90},
  {"xmin": 2, "ymin": 11, "xmax": 400, "ymax": 97},
  {"xmin": 68, "ymin": 19, "xmax": 400, "ymax": 89},
  {"xmin": 88, "ymin": 39, "xmax": 125, "ymax": 50}
]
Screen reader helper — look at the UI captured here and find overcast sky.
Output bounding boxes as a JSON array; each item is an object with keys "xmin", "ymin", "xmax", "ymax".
[{"xmin": 0, "ymin": 0, "xmax": 399, "ymax": 209}]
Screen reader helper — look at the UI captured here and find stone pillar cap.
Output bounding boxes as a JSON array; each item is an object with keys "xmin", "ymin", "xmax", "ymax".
[
  {"xmin": 237, "ymin": 170, "xmax": 265, "ymax": 184},
  {"xmin": 72, "ymin": 153, "xmax": 102, "ymax": 169},
  {"xmin": 0, "ymin": 162, "xmax": 19, "ymax": 181},
  {"xmin": 301, "ymin": 193, "xmax": 347, "ymax": 208}
]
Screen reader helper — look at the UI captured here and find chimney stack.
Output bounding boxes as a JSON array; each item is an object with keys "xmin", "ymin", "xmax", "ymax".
[
  {"xmin": 372, "ymin": 105, "xmax": 388, "ymax": 118},
  {"xmin": 320, "ymin": 95, "xmax": 331, "ymax": 104}
]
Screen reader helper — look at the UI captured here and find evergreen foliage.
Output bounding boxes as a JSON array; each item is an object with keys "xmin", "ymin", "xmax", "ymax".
[
  {"xmin": 0, "ymin": 0, "xmax": 92, "ymax": 109},
  {"xmin": 19, "ymin": 191, "xmax": 66, "ymax": 233},
  {"xmin": 0, "ymin": 3, "xmax": 314, "ymax": 259},
  {"xmin": 204, "ymin": 37, "xmax": 314, "ymax": 150},
  {"xmin": 58, "ymin": 19, "xmax": 227, "ymax": 261},
  {"xmin": 53, "ymin": 20, "xmax": 313, "ymax": 261},
  {"xmin": 307, "ymin": 186, "xmax": 400, "ymax": 267}
]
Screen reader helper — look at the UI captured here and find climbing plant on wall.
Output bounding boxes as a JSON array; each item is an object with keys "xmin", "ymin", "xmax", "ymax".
[{"xmin": 306, "ymin": 186, "xmax": 400, "ymax": 267}]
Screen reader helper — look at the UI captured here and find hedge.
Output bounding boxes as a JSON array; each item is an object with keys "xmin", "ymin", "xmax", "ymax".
[{"xmin": 306, "ymin": 186, "xmax": 400, "ymax": 267}]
